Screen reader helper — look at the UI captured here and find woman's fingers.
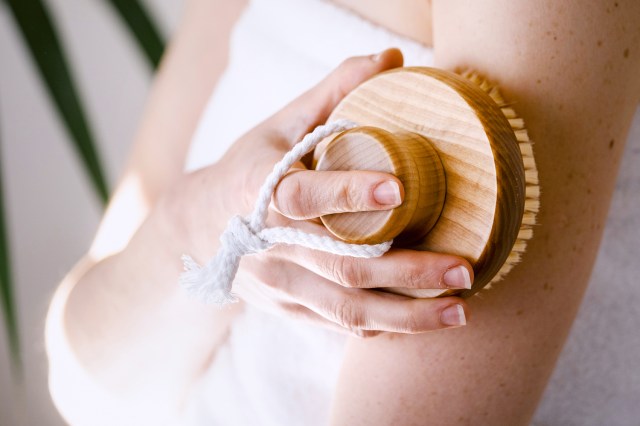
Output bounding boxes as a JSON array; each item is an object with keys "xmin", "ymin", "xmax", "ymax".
[
  {"xmin": 241, "ymin": 257, "xmax": 468, "ymax": 334},
  {"xmin": 234, "ymin": 49, "xmax": 404, "ymax": 205},
  {"xmin": 290, "ymin": 270, "xmax": 468, "ymax": 333},
  {"xmin": 270, "ymin": 48, "xmax": 404, "ymax": 145},
  {"xmin": 236, "ymin": 256, "xmax": 382, "ymax": 337},
  {"xmin": 267, "ymin": 219, "xmax": 474, "ymax": 290},
  {"xmin": 272, "ymin": 169, "xmax": 404, "ymax": 220},
  {"xmin": 271, "ymin": 234, "xmax": 474, "ymax": 290},
  {"xmin": 229, "ymin": 48, "xmax": 473, "ymax": 335},
  {"xmin": 279, "ymin": 302, "xmax": 382, "ymax": 338}
]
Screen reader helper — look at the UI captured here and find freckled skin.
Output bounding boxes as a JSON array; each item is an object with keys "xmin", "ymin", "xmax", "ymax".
[{"xmin": 330, "ymin": 1, "xmax": 640, "ymax": 425}]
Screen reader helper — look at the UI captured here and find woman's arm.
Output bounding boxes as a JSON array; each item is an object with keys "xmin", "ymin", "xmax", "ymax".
[
  {"xmin": 47, "ymin": 42, "xmax": 476, "ymax": 423},
  {"xmin": 89, "ymin": 0, "xmax": 248, "ymax": 260},
  {"xmin": 330, "ymin": 1, "xmax": 640, "ymax": 424},
  {"xmin": 46, "ymin": 0, "xmax": 247, "ymax": 423}
]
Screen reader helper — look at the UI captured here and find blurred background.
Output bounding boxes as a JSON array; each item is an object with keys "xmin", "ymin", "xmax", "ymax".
[
  {"xmin": 0, "ymin": 0, "xmax": 181, "ymax": 424},
  {"xmin": 1, "ymin": 1, "xmax": 639, "ymax": 425}
]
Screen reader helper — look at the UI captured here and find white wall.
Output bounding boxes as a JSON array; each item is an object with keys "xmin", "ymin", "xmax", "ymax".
[{"xmin": 0, "ymin": 1, "xmax": 182, "ymax": 424}]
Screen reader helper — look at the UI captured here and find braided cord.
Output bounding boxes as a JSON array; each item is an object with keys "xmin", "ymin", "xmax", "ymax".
[{"xmin": 180, "ymin": 120, "xmax": 392, "ymax": 305}]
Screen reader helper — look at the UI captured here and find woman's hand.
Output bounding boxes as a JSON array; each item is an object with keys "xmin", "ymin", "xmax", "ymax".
[{"xmin": 184, "ymin": 49, "xmax": 473, "ymax": 337}]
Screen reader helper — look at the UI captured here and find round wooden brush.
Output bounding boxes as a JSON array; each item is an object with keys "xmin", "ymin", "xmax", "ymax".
[{"xmin": 313, "ymin": 67, "xmax": 540, "ymax": 298}]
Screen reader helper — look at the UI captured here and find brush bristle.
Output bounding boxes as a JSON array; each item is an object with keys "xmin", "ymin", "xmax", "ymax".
[{"xmin": 460, "ymin": 70, "xmax": 540, "ymax": 292}]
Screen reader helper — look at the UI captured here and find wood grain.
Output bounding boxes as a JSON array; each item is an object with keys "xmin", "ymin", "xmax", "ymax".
[
  {"xmin": 316, "ymin": 127, "xmax": 446, "ymax": 245},
  {"xmin": 313, "ymin": 67, "xmax": 525, "ymax": 297}
]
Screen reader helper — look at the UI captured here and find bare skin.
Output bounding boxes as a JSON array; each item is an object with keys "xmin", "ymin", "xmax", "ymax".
[
  {"xmin": 330, "ymin": 1, "xmax": 640, "ymax": 425},
  {"xmin": 46, "ymin": 1, "xmax": 250, "ymax": 423},
  {"xmin": 332, "ymin": 0, "xmax": 434, "ymax": 46},
  {"xmin": 46, "ymin": 1, "xmax": 640, "ymax": 425}
]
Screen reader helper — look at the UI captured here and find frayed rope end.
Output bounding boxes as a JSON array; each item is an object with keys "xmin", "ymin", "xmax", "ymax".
[{"xmin": 179, "ymin": 254, "xmax": 238, "ymax": 305}]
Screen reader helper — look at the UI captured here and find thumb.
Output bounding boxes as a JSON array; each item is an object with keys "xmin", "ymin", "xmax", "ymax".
[{"xmin": 270, "ymin": 48, "xmax": 404, "ymax": 145}]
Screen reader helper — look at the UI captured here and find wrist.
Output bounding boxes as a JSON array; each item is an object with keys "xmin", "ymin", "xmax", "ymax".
[{"xmin": 155, "ymin": 166, "xmax": 234, "ymax": 263}]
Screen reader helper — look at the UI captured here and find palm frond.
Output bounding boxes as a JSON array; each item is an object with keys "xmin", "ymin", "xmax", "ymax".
[
  {"xmin": 106, "ymin": 0, "xmax": 166, "ymax": 69},
  {"xmin": 4, "ymin": 0, "xmax": 110, "ymax": 204},
  {"xmin": 0, "ymin": 0, "xmax": 166, "ymax": 375},
  {"xmin": 0, "ymin": 121, "xmax": 22, "ymax": 376}
]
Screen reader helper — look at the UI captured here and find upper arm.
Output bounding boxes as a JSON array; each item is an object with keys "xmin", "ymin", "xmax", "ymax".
[{"xmin": 330, "ymin": 1, "xmax": 640, "ymax": 424}]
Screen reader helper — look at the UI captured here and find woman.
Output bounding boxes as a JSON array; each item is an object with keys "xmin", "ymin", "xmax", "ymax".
[{"xmin": 46, "ymin": 0, "xmax": 640, "ymax": 424}]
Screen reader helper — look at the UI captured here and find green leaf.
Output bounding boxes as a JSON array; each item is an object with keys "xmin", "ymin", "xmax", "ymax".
[
  {"xmin": 0, "ymin": 122, "xmax": 22, "ymax": 377},
  {"xmin": 4, "ymin": 0, "xmax": 110, "ymax": 205},
  {"xmin": 106, "ymin": 0, "xmax": 166, "ymax": 69},
  {"xmin": 0, "ymin": 0, "xmax": 166, "ymax": 377}
]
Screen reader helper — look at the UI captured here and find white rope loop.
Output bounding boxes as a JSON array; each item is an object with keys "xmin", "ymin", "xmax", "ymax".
[{"xmin": 180, "ymin": 120, "xmax": 393, "ymax": 305}]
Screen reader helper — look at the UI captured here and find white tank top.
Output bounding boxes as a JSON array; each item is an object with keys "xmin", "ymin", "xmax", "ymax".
[{"xmin": 183, "ymin": 0, "xmax": 640, "ymax": 424}]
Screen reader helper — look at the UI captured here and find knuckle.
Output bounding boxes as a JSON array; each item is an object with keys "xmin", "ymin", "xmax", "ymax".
[
  {"xmin": 333, "ymin": 57, "xmax": 364, "ymax": 97},
  {"xmin": 335, "ymin": 182, "xmax": 353, "ymax": 212},
  {"xmin": 334, "ymin": 174, "xmax": 363, "ymax": 212},
  {"xmin": 401, "ymin": 309, "xmax": 422, "ymax": 333},
  {"xmin": 332, "ymin": 256, "xmax": 351, "ymax": 286},
  {"xmin": 274, "ymin": 176, "xmax": 309, "ymax": 219},
  {"xmin": 402, "ymin": 262, "xmax": 428, "ymax": 289},
  {"xmin": 334, "ymin": 256, "xmax": 369, "ymax": 288},
  {"xmin": 338, "ymin": 56, "xmax": 359, "ymax": 71},
  {"xmin": 331, "ymin": 298, "xmax": 365, "ymax": 329},
  {"xmin": 401, "ymin": 302, "xmax": 430, "ymax": 333}
]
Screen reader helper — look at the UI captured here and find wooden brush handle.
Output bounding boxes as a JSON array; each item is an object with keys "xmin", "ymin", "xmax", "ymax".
[{"xmin": 316, "ymin": 126, "xmax": 446, "ymax": 245}]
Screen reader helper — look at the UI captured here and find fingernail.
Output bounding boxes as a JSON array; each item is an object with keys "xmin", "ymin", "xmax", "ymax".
[
  {"xmin": 443, "ymin": 266, "xmax": 472, "ymax": 289},
  {"xmin": 373, "ymin": 181, "xmax": 402, "ymax": 206},
  {"xmin": 440, "ymin": 304, "xmax": 467, "ymax": 327}
]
